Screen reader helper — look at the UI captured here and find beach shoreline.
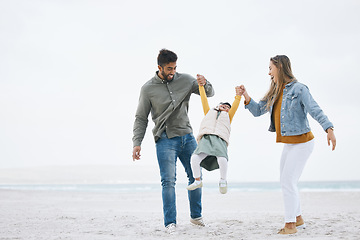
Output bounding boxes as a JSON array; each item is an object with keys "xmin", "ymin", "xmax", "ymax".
[{"xmin": 1, "ymin": 189, "xmax": 359, "ymax": 240}]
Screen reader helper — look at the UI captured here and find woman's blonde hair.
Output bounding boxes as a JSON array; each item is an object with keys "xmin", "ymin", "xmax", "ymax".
[{"xmin": 261, "ymin": 55, "xmax": 296, "ymax": 110}]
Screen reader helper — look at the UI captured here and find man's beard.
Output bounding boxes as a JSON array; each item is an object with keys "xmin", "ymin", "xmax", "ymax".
[{"xmin": 161, "ymin": 71, "xmax": 174, "ymax": 82}]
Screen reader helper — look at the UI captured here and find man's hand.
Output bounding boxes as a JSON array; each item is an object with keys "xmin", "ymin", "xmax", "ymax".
[
  {"xmin": 327, "ymin": 128, "xmax": 336, "ymax": 151},
  {"xmin": 197, "ymin": 74, "xmax": 206, "ymax": 86},
  {"xmin": 132, "ymin": 146, "xmax": 141, "ymax": 161}
]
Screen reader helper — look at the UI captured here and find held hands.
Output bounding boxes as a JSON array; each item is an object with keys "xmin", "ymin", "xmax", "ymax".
[
  {"xmin": 327, "ymin": 128, "xmax": 336, "ymax": 151},
  {"xmin": 239, "ymin": 85, "xmax": 251, "ymax": 103},
  {"xmin": 235, "ymin": 86, "xmax": 244, "ymax": 96},
  {"xmin": 197, "ymin": 74, "xmax": 206, "ymax": 86},
  {"xmin": 132, "ymin": 146, "xmax": 141, "ymax": 161}
]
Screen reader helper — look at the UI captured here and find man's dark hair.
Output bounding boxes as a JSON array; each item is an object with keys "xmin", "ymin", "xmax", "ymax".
[{"xmin": 157, "ymin": 49, "xmax": 177, "ymax": 67}]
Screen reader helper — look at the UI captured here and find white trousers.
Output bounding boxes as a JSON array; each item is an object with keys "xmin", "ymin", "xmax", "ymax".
[
  {"xmin": 280, "ymin": 139, "xmax": 315, "ymax": 223},
  {"xmin": 191, "ymin": 153, "xmax": 228, "ymax": 180}
]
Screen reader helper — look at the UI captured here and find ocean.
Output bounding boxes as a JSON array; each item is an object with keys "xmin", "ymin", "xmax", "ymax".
[{"xmin": 1, "ymin": 181, "xmax": 360, "ymax": 192}]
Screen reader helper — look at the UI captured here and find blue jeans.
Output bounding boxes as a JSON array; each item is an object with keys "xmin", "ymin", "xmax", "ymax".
[{"xmin": 156, "ymin": 131, "xmax": 202, "ymax": 227}]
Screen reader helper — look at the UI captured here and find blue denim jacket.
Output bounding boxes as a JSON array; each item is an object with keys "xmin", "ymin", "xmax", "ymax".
[{"xmin": 245, "ymin": 80, "xmax": 333, "ymax": 136}]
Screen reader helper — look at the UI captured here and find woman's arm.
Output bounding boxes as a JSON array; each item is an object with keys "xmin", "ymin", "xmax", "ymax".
[
  {"xmin": 300, "ymin": 85, "xmax": 333, "ymax": 131},
  {"xmin": 300, "ymin": 85, "xmax": 336, "ymax": 150},
  {"xmin": 240, "ymin": 85, "xmax": 269, "ymax": 117}
]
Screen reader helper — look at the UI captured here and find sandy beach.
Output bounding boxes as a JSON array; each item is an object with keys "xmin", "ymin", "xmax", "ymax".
[{"xmin": 1, "ymin": 188, "xmax": 359, "ymax": 240}]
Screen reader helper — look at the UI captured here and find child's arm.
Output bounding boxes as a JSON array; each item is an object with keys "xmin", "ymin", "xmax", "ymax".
[
  {"xmin": 199, "ymin": 85, "xmax": 210, "ymax": 115},
  {"xmin": 228, "ymin": 86, "xmax": 243, "ymax": 123}
]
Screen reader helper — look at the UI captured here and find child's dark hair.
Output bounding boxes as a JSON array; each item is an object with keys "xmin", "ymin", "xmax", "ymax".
[
  {"xmin": 157, "ymin": 49, "xmax": 177, "ymax": 67},
  {"xmin": 220, "ymin": 102, "xmax": 232, "ymax": 108}
]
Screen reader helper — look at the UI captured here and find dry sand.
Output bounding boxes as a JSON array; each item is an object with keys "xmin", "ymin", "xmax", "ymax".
[{"xmin": 1, "ymin": 188, "xmax": 359, "ymax": 240}]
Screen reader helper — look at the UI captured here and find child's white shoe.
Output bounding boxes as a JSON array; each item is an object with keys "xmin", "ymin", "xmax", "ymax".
[
  {"xmin": 219, "ymin": 179, "xmax": 227, "ymax": 194},
  {"xmin": 187, "ymin": 180, "xmax": 203, "ymax": 190}
]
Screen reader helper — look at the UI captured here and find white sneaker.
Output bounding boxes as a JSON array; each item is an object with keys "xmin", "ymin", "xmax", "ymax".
[
  {"xmin": 186, "ymin": 181, "xmax": 203, "ymax": 191},
  {"xmin": 190, "ymin": 217, "xmax": 205, "ymax": 227},
  {"xmin": 219, "ymin": 180, "xmax": 227, "ymax": 194},
  {"xmin": 165, "ymin": 223, "xmax": 176, "ymax": 234}
]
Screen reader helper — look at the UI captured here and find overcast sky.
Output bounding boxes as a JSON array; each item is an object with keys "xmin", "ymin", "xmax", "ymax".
[{"xmin": 1, "ymin": 0, "xmax": 359, "ymax": 182}]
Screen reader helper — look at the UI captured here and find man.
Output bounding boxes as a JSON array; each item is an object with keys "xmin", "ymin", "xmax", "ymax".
[{"xmin": 132, "ymin": 49, "xmax": 215, "ymax": 233}]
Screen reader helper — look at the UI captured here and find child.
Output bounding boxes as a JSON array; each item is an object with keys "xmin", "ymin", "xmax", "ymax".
[{"xmin": 186, "ymin": 82, "xmax": 242, "ymax": 194}]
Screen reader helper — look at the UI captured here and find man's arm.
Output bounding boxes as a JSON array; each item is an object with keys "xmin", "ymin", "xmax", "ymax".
[
  {"xmin": 132, "ymin": 87, "xmax": 151, "ymax": 160},
  {"xmin": 192, "ymin": 74, "xmax": 215, "ymax": 97}
]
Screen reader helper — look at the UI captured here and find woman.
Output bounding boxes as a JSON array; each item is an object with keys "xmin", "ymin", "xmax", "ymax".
[{"xmin": 240, "ymin": 55, "xmax": 336, "ymax": 234}]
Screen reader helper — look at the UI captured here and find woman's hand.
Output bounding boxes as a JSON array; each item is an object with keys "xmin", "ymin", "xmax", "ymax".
[
  {"xmin": 327, "ymin": 128, "xmax": 336, "ymax": 151},
  {"xmin": 240, "ymin": 85, "xmax": 251, "ymax": 103}
]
